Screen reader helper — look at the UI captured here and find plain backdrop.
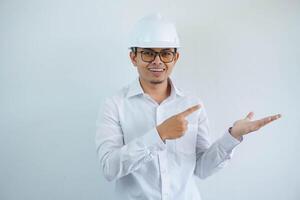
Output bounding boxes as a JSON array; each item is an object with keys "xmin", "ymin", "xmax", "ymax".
[{"xmin": 1, "ymin": 0, "xmax": 300, "ymax": 200}]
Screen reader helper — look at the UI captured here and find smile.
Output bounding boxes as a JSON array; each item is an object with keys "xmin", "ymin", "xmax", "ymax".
[{"xmin": 148, "ymin": 68, "xmax": 166, "ymax": 72}]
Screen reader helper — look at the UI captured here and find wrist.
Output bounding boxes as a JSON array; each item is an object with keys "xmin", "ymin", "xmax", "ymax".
[{"xmin": 228, "ymin": 127, "xmax": 242, "ymax": 141}]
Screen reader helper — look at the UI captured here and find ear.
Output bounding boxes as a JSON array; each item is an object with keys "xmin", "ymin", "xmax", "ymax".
[
  {"xmin": 173, "ymin": 52, "xmax": 180, "ymax": 64},
  {"xmin": 129, "ymin": 52, "xmax": 137, "ymax": 67}
]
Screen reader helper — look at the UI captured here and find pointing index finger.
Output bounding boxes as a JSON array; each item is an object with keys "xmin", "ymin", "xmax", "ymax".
[{"xmin": 179, "ymin": 104, "xmax": 201, "ymax": 117}]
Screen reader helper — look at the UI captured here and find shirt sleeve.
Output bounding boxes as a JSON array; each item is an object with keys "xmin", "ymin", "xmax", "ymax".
[
  {"xmin": 95, "ymin": 98, "xmax": 166, "ymax": 182},
  {"xmin": 194, "ymin": 106, "xmax": 243, "ymax": 179}
]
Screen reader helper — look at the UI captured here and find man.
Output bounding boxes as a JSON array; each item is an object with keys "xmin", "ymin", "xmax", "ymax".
[{"xmin": 95, "ymin": 14, "xmax": 281, "ymax": 200}]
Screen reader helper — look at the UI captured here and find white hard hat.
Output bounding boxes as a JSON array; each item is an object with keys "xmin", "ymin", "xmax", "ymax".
[{"xmin": 128, "ymin": 13, "xmax": 180, "ymax": 48}]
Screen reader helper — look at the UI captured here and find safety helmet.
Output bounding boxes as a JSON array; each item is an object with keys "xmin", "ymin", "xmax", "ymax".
[{"xmin": 128, "ymin": 13, "xmax": 180, "ymax": 49}]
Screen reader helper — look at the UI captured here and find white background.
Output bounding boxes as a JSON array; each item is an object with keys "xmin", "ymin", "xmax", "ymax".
[{"xmin": 1, "ymin": 0, "xmax": 299, "ymax": 200}]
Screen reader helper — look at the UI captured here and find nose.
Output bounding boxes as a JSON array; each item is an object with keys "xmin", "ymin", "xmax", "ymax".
[{"xmin": 152, "ymin": 53, "xmax": 163, "ymax": 65}]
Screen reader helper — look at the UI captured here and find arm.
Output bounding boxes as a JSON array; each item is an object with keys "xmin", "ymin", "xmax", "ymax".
[
  {"xmin": 194, "ymin": 107, "xmax": 241, "ymax": 179},
  {"xmin": 95, "ymin": 98, "xmax": 166, "ymax": 181},
  {"xmin": 194, "ymin": 109, "xmax": 281, "ymax": 179}
]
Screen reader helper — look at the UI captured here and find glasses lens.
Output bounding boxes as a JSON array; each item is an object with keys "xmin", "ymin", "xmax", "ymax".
[
  {"xmin": 141, "ymin": 51, "xmax": 156, "ymax": 62},
  {"xmin": 160, "ymin": 51, "xmax": 174, "ymax": 63},
  {"xmin": 140, "ymin": 50, "xmax": 175, "ymax": 63}
]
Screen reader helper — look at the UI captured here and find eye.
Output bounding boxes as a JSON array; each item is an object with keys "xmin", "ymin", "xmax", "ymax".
[
  {"xmin": 143, "ymin": 51, "xmax": 155, "ymax": 57},
  {"xmin": 161, "ymin": 51, "xmax": 173, "ymax": 57}
]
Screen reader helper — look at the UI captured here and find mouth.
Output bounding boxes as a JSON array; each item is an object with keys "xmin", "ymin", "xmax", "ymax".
[{"xmin": 148, "ymin": 67, "xmax": 166, "ymax": 77}]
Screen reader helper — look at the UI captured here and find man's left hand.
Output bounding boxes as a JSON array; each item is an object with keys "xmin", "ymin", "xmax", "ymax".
[{"xmin": 230, "ymin": 112, "xmax": 282, "ymax": 140}]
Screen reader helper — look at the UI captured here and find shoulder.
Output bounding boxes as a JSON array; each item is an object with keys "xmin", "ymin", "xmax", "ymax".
[
  {"xmin": 171, "ymin": 78, "xmax": 205, "ymax": 107},
  {"xmin": 103, "ymin": 84, "xmax": 130, "ymax": 107},
  {"xmin": 180, "ymin": 90, "xmax": 206, "ymax": 108},
  {"xmin": 176, "ymin": 90, "xmax": 208, "ymax": 121}
]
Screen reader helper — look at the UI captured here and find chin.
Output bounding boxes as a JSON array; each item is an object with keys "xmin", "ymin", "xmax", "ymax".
[
  {"xmin": 150, "ymin": 78, "xmax": 167, "ymax": 84},
  {"xmin": 150, "ymin": 80, "xmax": 164, "ymax": 84}
]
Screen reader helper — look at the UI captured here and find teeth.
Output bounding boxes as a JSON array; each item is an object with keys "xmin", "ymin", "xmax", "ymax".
[{"xmin": 149, "ymin": 68, "xmax": 164, "ymax": 72}]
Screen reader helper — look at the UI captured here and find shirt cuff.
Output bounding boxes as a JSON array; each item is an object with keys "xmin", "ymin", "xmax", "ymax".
[
  {"xmin": 141, "ymin": 127, "xmax": 167, "ymax": 152},
  {"xmin": 218, "ymin": 130, "xmax": 243, "ymax": 152}
]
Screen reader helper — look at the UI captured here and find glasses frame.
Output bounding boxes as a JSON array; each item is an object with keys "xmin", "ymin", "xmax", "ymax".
[{"xmin": 136, "ymin": 49, "xmax": 176, "ymax": 63}]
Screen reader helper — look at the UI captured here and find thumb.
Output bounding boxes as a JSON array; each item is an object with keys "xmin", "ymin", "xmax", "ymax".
[{"xmin": 245, "ymin": 112, "xmax": 254, "ymax": 120}]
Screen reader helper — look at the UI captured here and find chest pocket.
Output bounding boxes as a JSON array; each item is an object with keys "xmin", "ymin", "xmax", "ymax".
[{"xmin": 175, "ymin": 124, "xmax": 197, "ymax": 154}]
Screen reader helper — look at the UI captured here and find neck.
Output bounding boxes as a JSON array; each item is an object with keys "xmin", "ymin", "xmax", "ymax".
[{"xmin": 139, "ymin": 78, "xmax": 171, "ymax": 104}]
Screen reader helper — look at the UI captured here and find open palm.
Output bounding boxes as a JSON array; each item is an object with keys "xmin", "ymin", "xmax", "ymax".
[{"xmin": 230, "ymin": 112, "xmax": 281, "ymax": 139}]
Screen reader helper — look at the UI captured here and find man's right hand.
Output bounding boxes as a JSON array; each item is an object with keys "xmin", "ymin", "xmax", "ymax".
[{"xmin": 156, "ymin": 104, "xmax": 201, "ymax": 140}]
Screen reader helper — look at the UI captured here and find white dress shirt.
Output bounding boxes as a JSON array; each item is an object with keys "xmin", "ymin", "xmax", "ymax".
[{"xmin": 95, "ymin": 77, "xmax": 242, "ymax": 200}]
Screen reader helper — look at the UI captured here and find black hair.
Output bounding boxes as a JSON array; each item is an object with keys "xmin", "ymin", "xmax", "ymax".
[{"xmin": 130, "ymin": 47, "xmax": 177, "ymax": 53}]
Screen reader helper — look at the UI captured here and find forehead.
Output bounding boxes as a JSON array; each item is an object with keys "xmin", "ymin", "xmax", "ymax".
[{"xmin": 137, "ymin": 48, "xmax": 174, "ymax": 51}]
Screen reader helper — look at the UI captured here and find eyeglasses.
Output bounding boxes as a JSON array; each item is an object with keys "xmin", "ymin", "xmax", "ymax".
[{"xmin": 137, "ymin": 49, "xmax": 176, "ymax": 63}]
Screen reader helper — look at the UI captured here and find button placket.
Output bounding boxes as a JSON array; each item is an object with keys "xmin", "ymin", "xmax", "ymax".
[{"xmin": 159, "ymin": 150, "xmax": 169, "ymax": 200}]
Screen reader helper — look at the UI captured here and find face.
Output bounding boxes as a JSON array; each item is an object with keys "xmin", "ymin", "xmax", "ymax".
[{"xmin": 130, "ymin": 48, "xmax": 179, "ymax": 85}]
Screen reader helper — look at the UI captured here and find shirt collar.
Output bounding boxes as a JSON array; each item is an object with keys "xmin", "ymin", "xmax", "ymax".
[{"xmin": 126, "ymin": 77, "xmax": 184, "ymax": 98}]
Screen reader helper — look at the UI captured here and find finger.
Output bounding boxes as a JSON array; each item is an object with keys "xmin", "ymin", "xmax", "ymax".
[
  {"xmin": 253, "ymin": 114, "xmax": 282, "ymax": 129},
  {"xmin": 179, "ymin": 104, "xmax": 201, "ymax": 117},
  {"xmin": 245, "ymin": 112, "xmax": 254, "ymax": 120}
]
